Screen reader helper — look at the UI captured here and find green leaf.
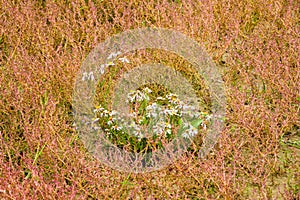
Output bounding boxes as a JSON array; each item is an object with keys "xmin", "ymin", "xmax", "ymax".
[
  {"xmin": 178, "ymin": 118, "xmax": 183, "ymax": 126},
  {"xmin": 191, "ymin": 119, "xmax": 203, "ymax": 128}
]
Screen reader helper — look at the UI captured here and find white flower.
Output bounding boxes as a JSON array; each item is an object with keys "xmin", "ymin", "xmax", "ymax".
[
  {"xmin": 99, "ymin": 65, "xmax": 105, "ymax": 74},
  {"xmin": 182, "ymin": 123, "xmax": 198, "ymax": 139},
  {"xmin": 205, "ymin": 114, "xmax": 212, "ymax": 121},
  {"xmin": 106, "ymin": 115, "xmax": 117, "ymax": 125},
  {"xmin": 156, "ymin": 96, "xmax": 165, "ymax": 101},
  {"xmin": 110, "ymin": 110, "xmax": 118, "ymax": 116},
  {"xmin": 174, "ymin": 102, "xmax": 183, "ymax": 110},
  {"xmin": 165, "ymin": 129, "xmax": 172, "ymax": 135},
  {"xmin": 118, "ymin": 56, "xmax": 129, "ymax": 63},
  {"xmin": 106, "ymin": 61, "xmax": 115, "ymax": 67},
  {"xmin": 142, "ymin": 87, "xmax": 152, "ymax": 94},
  {"xmin": 152, "ymin": 119, "xmax": 167, "ymax": 135},
  {"xmin": 127, "ymin": 90, "xmax": 148, "ymax": 102},
  {"xmin": 165, "ymin": 122, "xmax": 172, "ymax": 129},
  {"xmin": 93, "ymin": 105, "xmax": 104, "ymax": 113},
  {"xmin": 128, "ymin": 112, "xmax": 137, "ymax": 118},
  {"xmin": 146, "ymin": 111, "xmax": 158, "ymax": 118},
  {"xmin": 89, "ymin": 72, "xmax": 95, "ymax": 81},
  {"xmin": 100, "ymin": 110, "xmax": 110, "ymax": 117},
  {"xmin": 111, "ymin": 125, "xmax": 122, "ymax": 131},
  {"xmin": 147, "ymin": 102, "xmax": 158, "ymax": 109},
  {"xmin": 166, "ymin": 93, "xmax": 178, "ymax": 101},
  {"xmin": 99, "ymin": 61, "xmax": 115, "ymax": 74},
  {"xmin": 82, "ymin": 71, "xmax": 95, "ymax": 81},
  {"xmin": 72, "ymin": 122, "xmax": 78, "ymax": 130},
  {"xmin": 82, "ymin": 72, "xmax": 88, "ymax": 81},
  {"xmin": 146, "ymin": 103, "xmax": 162, "ymax": 118},
  {"xmin": 133, "ymin": 131, "xmax": 142, "ymax": 137},
  {"xmin": 107, "ymin": 51, "xmax": 121, "ymax": 60},
  {"xmin": 92, "ymin": 118, "xmax": 100, "ymax": 123},
  {"xmin": 163, "ymin": 107, "xmax": 181, "ymax": 117}
]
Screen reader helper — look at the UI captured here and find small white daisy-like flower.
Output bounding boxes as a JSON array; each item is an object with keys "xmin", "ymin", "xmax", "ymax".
[
  {"xmin": 182, "ymin": 123, "xmax": 198, "ymax": 139},
  {"xmin": 166, "ymin": 93, "xmax": 178, "ymax": 101},
  {"xmin": 127, "ymin": 90, "xmax": 148, "ymax": 102},
  {"xmin": 146, "ymin": 111, "xmax": 158, "ymax": 118},
  {"xmin": 128, "ymin": 112, "xmax": 137, "ymax": 118},
  {"xmin": 72, "ymin": 122, "xmax": 78, "ymax": 130},
  {"xmin": 134, "ymin": 131, "xmax": 144, "ymax": 140},
  {"xmin": 127, "ymin": 91, "xmax": 135, "ymax": 102},
  {"xmin": 107, "ymin": 120, "xmax": 113, "ymax": 126},
  {"xmin": 88, "ymin": 72, "xmax": 95, "ymax": 81},
  {"xmin": 94, "ymin": 105, "xmax": 105, "ymax": 113},
  {"xmin": 106, "ymin": 61, "xmax": 115, "ymax": 67},
  {"xmin": 165, "ymin": 128, "xmax": 172, "ymax": 135},
  {"xmin": 82, "ymin": 72, "xmax": 88, "ymax": 81},
  {"xmin": 156, "ymin": 96, "xmax": 165, "ymax": 101},
  {"xmin": 165, "ymin": 122, "xmax": 172, "ymax": 129},
  {"xmin": 205, "ymin": 114, "xmax": 212, "ymax": 121},
  {"xmin": 147, "ymin": 102, "xmax": 160, "ymax": 111},
  {"xmin": 152, "ymin": 119, "xmax": 168, "ymax": 135},
  {"xmin": 118, "ymin": 56, "xmax": 129, "ymax": 63},
  {"xmin": 100, "ymin": 110, "xmax": 110, "ymax": 117},
  {"xmin": 143, "ymin": 87, "xmax": 152, "ymax": 94},
  {"xmin": 107, "ymin": 51, "xmax": 122, "ymax": 60},
  {"xmin": 146, "ymin": 103, "xmax": 161, "ymax": 118},
  {"xmin": 110, "ymin": 110, "xmax": 118, "ymax": 116},
  {"xmin": 82, "ymin": 71, "xmax": 94, "ymax": 81},
  {"xmin": 174, "ymin": 102, "xmax": 183, "ymax": 110},
  {"xmin": 100, "ymin": 62, "xmax": 115, "ymax": 69},
  {"xmin": 107, "ymin": 115, "xmax": 117, "ymax": 124},
  {"xmin": 92, "ymin": 118, "xmax": 100, "ymax": 123},
  {"xmin": 163, "ymin": 107, "xmax": 181, "ymax": 117},
  {"xmin": 99, "ymin": 65, "xmax": 105, "ymax": 74},
  {"xmin": 111, "ymin": 125, "xmax": 122, "ymax": 131}
]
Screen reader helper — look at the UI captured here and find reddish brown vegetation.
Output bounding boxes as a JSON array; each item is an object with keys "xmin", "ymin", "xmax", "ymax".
[{"xmin": 0, "ymin": 0, "xmax": 299, "ymax": 199}]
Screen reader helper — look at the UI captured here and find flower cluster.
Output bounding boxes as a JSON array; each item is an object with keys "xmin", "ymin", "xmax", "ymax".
[
  {"xmin": 127, "ymin": 87, "xmax": 152, "ymax": 103},
  {"xmin": 93, "ymin": 105, "xmax": 123, "ymax": 135},
  {"xmin": 181, "ymin": 122, "xmax": 198, "ymax": 139},
  {"xmin": 93, "ymin": 87, "xmax": 212, "ymax": 151}
]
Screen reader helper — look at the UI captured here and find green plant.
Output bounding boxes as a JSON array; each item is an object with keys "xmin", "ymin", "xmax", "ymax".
[{"xmin": 93, "ymin": 86, "xmax": 211, "ymax": 153}]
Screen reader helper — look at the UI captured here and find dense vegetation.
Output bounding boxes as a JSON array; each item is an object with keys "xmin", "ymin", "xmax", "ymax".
[{"xmin": 0, "ymin": 0, "xmax": 299, "ymax": 199}]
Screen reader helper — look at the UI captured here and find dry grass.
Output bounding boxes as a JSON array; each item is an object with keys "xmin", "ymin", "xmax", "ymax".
[{"xmin": 0, "ymin": 0, "xmax": 299, "ymax": 199}]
